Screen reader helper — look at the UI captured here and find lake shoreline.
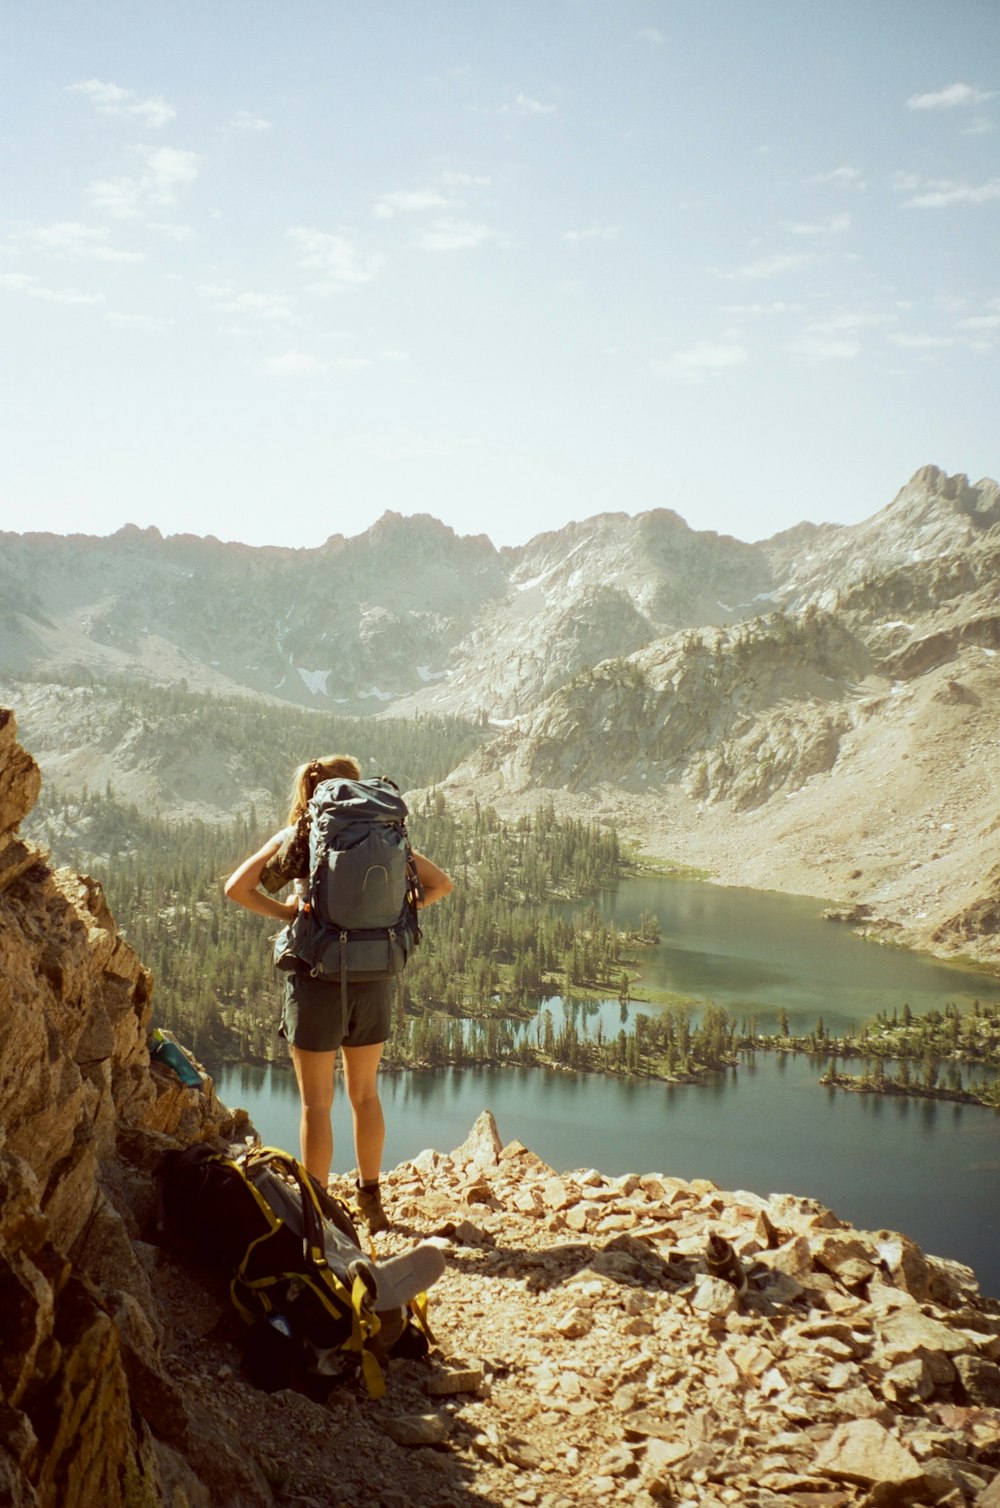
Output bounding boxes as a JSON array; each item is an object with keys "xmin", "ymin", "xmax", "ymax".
[
  {"xmin": 202, "ymin": 1026, "xmax": 1000, "ymax": 1115},
  {"xmin": 211, "ymin": 1050, "xmax": 1000, "ymax": 1301}
]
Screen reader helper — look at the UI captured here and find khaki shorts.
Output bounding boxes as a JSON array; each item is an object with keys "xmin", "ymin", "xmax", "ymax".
[{"xmin": 279, "ymin": 973, "xmax": 393, "ymax": 1053}]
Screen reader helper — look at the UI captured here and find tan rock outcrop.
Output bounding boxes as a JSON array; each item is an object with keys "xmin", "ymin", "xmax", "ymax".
[{"xmin": 0, "ymin": 708, "xmax": 248, "ymax": 1507}]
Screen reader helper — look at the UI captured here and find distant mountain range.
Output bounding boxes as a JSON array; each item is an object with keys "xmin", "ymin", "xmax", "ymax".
[
  {"xmin": 3, "ymin": 464, "xmax": 999, "ymax": 966},
  {"xmin": 3, "ymin": 466, "xmax": 992, "ymax": 719}
]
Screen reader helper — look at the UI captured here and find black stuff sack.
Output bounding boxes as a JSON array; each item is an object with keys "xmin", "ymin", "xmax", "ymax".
[{"xmin": 155, "ymin": 1143, "xmax": 443, "ymax": 1396}]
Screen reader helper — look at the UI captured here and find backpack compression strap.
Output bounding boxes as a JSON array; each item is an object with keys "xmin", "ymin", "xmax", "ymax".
[{"xmin": 232, "ymin": 1147, "xmax": 388, "ymax": 1397}]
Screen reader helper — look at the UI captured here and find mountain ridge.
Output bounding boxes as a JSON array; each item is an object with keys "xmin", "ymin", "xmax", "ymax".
[
  {"xmin": 0, "ymin": 472, "xmax": 925, "ymax": 713},
  {"xmin": 3, "ymin": 463, "xmax": 999, "ymax": 966}
]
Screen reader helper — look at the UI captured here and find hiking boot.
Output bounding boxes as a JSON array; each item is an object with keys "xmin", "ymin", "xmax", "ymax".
[{"xmin": 356, "ymin": 1180, "xmax": 390, "ymax": 1234}]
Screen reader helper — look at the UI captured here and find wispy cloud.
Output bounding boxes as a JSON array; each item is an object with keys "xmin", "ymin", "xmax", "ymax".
[
  {"xmin": 0, "ymin": 272, "xmax": 103, "ymax": 305},
  {"xmin": 812, "ymin": 166, "xmax": 867, "ymax": 190},
  {"xmin": 106, "ymin": 311, "xmax": 174, "ymax": 332},
  {"xmin": 636, "ymin": 28, "xmax": 666, "ymax": 45},
  {"xmin": 907, "ymin": 81, "xmax": 996, "ymax": 110},
  {"xmin": 262, "ymin": 351, "xmax": 326, "ymax": 376},
  {"xmin": 650, "ymin": 339, "xmax": 748, "ymax": 382},
  {"xmin": 563, "ymin": 225, "xmax": 620, "ymax": 242},
  {"xmin": 440, "ymin": 172, "xmax": 491, "ymax": 190},
  {"xmin": 146, "ymin": 222, "xmax": 196, "ymax": 241},
  {"xmin": 959, "ymin": 312, "xmax": 1000, "ymax": 332},
  {"xmin": 373, "ymin": 189, "xmax": 449, "ymax": 219},
  {"xmin": 476, "ymin": 93, "xmax": 557, "ymax": 118},
  {"xmin": 712, "ymin": 252, "xmax": 812, "ymax": 281},
  {"xmin": 719, "ymin": 300, "xmax": 802, "ymax": 316},
  {"xmin": 223, "ymin": 110, "xmax": 272, "ymax": 136},
  {"xmin": 14, "ymin": 221, "xmax": 145, "ymax": 263},
  {"xmin": 786, "ymin": 213, "xmax": 851, "ymax": 237},
  {"xmin": 69, "ymin": 79, "xmax": 175, "ymax": 129},
  {"xmin": 888, "ymin": 332, "xmax": 956, "ymax": 349},
  {"xmin": 85, "ymin": 147, "xmax": 199, "ymax": 219},
  {"xmin": 370, "ymin": 172, "xmax": 497, "ymax": 256},
  {"xmin": 898, "ymin": 176, "xmax": 1000, "ymax": 208},
  {"xmin": 786, "ymin": 330, "xmax": 859, "ymax": 362},
  {"xmin": 196, "ymin": 281, "xmax": 296, "ymax": 321},
  {"xmin": 785, "ymin": 311, "xmax": 888, "ymax": 363},
  {"xmin": 411, "ymin": 218, "xmax": 493, "ymax": 252},
  {"xmin": 333, "ymin": 349, "xmax": 409, "ymax": 371},
  {"xmin": 888, "ymin": 308, "xmax": 999, "ymax": 353},
  {"xmin": 287, "ymin": 228, "xmax": 385, "ymax": 290}
]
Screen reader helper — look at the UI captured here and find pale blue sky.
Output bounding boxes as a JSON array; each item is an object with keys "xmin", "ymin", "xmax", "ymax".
[{"xmin": 2, "ymin": 1, "xmax": 997, "ymax": 548}]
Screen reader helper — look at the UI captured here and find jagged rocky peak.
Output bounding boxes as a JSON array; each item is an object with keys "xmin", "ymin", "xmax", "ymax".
[
  {"xmin": 399, "ymin": 505, "xmax": 781, "ymax": 722},
  {"xmin": 0, "ymin": 511, "xmax": 509, "ymax": 712},
  {"xmin": 505, "ymin": 506, "xmax": 773, "ymax": 627},
  {"xmin": 887, "ymin": 464, "xmax": 1000, "ymax": 530},
  {"xmin": 364, "ymin": 507, "xmax": 496, "ymax": 552},
  {"xmin": 769, "ymin": 464, "xmax": 1000, "ymax": 613},
  {"xmin": 339, "ymin": 509, "xmax": 506, "ymax": 605},
  {"xmin": 112, "ymin": 521, "xmax": 165, "ymax": 541}
]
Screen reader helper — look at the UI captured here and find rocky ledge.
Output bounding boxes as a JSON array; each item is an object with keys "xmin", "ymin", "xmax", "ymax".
[
  {"xmin": 3, "ymin": 704, "xmax": 1000, "ymax": 1508},
  {"xmin": 336, "ymin": 1114, "xmax": 1000, "ymax": 1508}
]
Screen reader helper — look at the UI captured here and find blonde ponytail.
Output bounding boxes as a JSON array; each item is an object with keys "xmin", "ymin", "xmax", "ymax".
[{"xmin": 286, "ymin": 754, "xmax": 362, "ymax": 826}]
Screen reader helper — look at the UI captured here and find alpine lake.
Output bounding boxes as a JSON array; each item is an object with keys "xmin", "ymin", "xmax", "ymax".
[{"xmin": 214, "ymin": 874, "xmax": 1000, "ymax": 1299}]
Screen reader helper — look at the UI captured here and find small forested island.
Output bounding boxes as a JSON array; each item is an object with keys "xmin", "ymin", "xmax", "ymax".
[{"xmin": 811, "ymin": 1001, "xmax": 1000, "ymax": 1109}]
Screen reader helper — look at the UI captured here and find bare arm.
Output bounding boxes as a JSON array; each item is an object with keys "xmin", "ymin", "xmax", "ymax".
[
  {"xmin": 224, "ymin": 836, "xmax": 299, "ymax": 922},
  {"xmin": 413, "ymin": 851, "xmax": 453, "ymax": 908}
]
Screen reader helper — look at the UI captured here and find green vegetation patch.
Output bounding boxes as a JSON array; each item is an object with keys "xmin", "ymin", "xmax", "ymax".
[{"xmin": 27, "ymin": 783, "xmax": 646, "ymax": 1067}]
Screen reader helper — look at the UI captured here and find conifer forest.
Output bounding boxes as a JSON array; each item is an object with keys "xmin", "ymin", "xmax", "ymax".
[{"xmin": 20, "ymin": 682, "xmax": 1000, "ymax": 1103}]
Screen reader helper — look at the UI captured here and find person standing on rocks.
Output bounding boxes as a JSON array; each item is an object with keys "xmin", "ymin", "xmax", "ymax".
[{"xmin": 224, "ymin": 753, "xmax": 452, "ymax": 1233}]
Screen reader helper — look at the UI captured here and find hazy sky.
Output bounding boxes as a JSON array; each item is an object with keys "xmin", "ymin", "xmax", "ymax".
[{"xmin": 2, "ymin": 1, "xmax": 997, "ymax": 549}]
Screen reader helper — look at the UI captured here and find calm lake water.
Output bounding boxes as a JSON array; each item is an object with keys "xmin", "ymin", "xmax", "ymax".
[{"xmin": 213, "ymin": 875, "xmax": 1000, "ymax": 1298}]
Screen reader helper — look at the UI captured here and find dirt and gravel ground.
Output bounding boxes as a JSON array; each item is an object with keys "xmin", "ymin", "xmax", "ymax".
[{"xmin": 142, "ymin": 1112, "xmax": 1000, "ymax": 1508}]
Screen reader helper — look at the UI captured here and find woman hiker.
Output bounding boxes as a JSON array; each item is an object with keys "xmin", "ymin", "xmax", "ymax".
[{"xmin": 224, "ymin": 754, "xmax": 452, "ymax": 1233}]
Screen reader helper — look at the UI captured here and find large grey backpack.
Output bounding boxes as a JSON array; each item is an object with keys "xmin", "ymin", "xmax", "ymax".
[{"xmin": 273, "ymin": 777, "xmax": 422, "ymax": 999}]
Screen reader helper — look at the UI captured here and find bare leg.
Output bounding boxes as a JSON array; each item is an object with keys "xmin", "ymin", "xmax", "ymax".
[
  {"xmin": 290, "ymin": 1046, "xmax": 337, "ymax": 1184},
  {"xmin": 341, "ymin": 1041, "xmax": 385, "ymax": 1183}
]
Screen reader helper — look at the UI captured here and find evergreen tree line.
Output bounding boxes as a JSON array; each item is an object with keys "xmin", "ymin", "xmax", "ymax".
[
  {"xmin": 381, "ymin": 1000, "xmax": 736, "ymax": 1077},
  {"xmin": 819, "ymin": 1053, "xmax": 1000, "ymax": 1107},
  {"xmin": 761, "ymin": 1000, "xmax": 1000, "ymax": 1069},
  {"xmin": 27, "ymin": 779, "xmax": 643, "ymax": 1066}
]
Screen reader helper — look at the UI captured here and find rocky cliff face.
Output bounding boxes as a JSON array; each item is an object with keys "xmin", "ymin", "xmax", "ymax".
[
  {"xmin": 767, "ymin": 468, "xmax": 1000, "ymax": 613},
  {"xmin": 0, "ymin": 707, "xmax": 254, "ymax": 1506},
  {"xmin": 4, "ymin": 712, "xmax": 1000, "ymax": 1508},
  {"xmin": 403, "ymin": 508, "xmax": 775, "ymax": 721},
  {"xmin": 455, "ymin": 608, "xmax": 868, "ymax": 804}
]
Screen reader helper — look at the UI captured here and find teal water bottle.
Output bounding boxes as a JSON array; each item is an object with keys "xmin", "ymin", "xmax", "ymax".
[{"xmin": 150, "ymin": 1029, "xmax": 202, "ymax": 1088}]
